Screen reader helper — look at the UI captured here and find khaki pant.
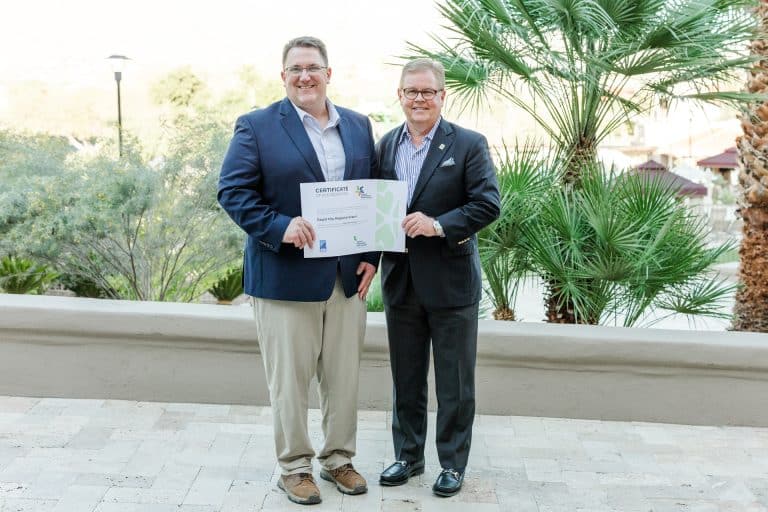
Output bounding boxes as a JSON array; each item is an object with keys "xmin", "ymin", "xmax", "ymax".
[{"xmin": 252, "ymin": 277, "xmax": 366, "ymax": 475}]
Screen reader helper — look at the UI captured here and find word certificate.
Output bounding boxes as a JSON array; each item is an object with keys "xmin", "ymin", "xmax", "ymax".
[{"xmin": 300, "ymin": 179, "xmax": 407, "ymax": 258}]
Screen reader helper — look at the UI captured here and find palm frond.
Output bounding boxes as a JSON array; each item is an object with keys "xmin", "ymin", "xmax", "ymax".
[
  {"xmin": 654, "ymin": 277, "xmax": 738, "ymax": 319},
  {"xmin": 404, "ymin": 40, "xmax": 494, "ymax": 114},
  {"xmin": 413, "ymin": 0, "xmax": 760, "ymax": 159},
  {"xmin": 479, "ymin": 139, "xmax": 561, "ymax": 315},
  {"xmin": 595, "ymin": 0, "xmax": 667, "ymax": 31},
  {"xmin": 677, "ymin": 90, "xmax": 768, "ymax": 108},
  {"xmin": 437, "ymin": 1, "xmax": 536, "ymax": 77}
]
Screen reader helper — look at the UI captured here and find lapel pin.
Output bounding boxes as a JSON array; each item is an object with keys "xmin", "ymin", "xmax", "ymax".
[{"xmin": 438, "ymin": 143, "xmax": 445, "ymax": 150}]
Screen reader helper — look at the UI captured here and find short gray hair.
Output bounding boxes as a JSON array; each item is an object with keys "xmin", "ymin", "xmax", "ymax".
[
  {"xmin": 400, "ymin": 58, "xmax": 445, "ymax": 89},
  {"xmin": 282, "ymin": 36, "xmax": 328, "ymax": 67}
]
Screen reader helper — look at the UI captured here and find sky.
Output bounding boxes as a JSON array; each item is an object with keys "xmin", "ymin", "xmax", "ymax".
[
  {"xmin": 1, "ymin": 0, "xmax": 530, "ymax": 139},
  {"xmin": 0, "ymin": 0, "xmax": 443, "ymax": 89},
  {"xmin": 0, "ymin": 0, "xmax": 740, "ymax": 155}
]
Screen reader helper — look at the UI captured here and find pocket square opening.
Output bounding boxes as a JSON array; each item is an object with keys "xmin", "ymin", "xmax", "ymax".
[{"xmin": 440, "ymin": 158, "xmax": 455, "ymax": 167}]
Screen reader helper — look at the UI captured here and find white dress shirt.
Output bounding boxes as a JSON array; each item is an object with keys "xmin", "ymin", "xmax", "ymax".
[{"xmin": 291, "ymin": 100, "xmax": 346, "ymax": 182}]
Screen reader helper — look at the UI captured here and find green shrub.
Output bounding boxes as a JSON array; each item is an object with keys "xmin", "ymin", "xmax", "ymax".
[
  {"xmin": 57, "ymin": 273, "xmax": 114, "ymax": 298},
  {"xmin": 487, "ymin": 150, "xmax": 736, "ymax": 326},
  {"xmin": 0, "ymin": 255, "xmax": 59, "ymax": 294},
  {"xmin": 208, "ymin": 267, "xmax": 244, "ymax": 303},
  {"xmin": 479, "ymin": 142, "xmax": 552, "ymax": 320},
  {"xmin": 0, "ymin": 115, "xmax": 243, "ymax": 302},
  {"xmin": 366, "ymin": 273, "xmax": 384, "ymax": 312}
]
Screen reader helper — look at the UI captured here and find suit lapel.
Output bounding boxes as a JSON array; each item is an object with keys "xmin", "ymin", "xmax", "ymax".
[
  {"xmin": 409, "ymin": 120, "xmax": 455, "ymax": 207},
  {"xmin": 279, "ymin": 98, "xmax": 325, "ymax": 182},
  {"xmin": 384, "ymin": 126, "xmax": 402, "ymax": 180}
]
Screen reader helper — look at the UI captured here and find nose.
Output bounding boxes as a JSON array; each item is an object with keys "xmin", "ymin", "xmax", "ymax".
[{"xmin": 298, "ymin": 69, "xmax": 312, "ymax": 80}]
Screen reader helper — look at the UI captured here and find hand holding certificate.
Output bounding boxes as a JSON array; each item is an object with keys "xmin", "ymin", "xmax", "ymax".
[{"xmin": 300, "ymin": 179, "xmax": 407, "ymax": 258}]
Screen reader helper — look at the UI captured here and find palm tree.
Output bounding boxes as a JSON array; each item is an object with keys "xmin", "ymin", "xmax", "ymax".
[
  {"xmin": 479, "ymin": 143, "xmax": 546, "ymax": 320},
  {"xmin": 482, "ymin": 148, "xmax": 735, "ymax": 325},
  {"xmin": 733, "ymin": 0, "xmax": 768, "ymax": 332},
  {"xmin": 412, "ymin": 0, "xmax": 761, "ymax": 323},
  {"xmin": 411, "ymin": 0, "xmax": 760, "ymax": 182}
]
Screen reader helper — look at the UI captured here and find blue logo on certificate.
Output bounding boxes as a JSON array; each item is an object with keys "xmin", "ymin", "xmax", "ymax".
[
  {"xmin": 355, "ymin": 185, "xmax": 372, "ymax": 199},
  {"xmin": 319, "ymin": 240, "xmax": 327, "ymax": 252}
]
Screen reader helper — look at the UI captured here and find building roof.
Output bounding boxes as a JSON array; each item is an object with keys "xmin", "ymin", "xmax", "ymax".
[
  {"xmin": 635, "ymin": 159, "xmax": 667, "ymax": 171},
  {"xmin": 631, "ymin": 160, "xmax": 708, "ymax": 197},
  {"xmin": 696, "ymin": 147, "xmax": 739, "ymax": 169}
]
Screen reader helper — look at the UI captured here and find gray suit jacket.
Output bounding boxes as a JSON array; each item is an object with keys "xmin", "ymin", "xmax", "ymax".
[{"xmin": 375, "ymin": 119, "xmax": 500, "ymax": 309}]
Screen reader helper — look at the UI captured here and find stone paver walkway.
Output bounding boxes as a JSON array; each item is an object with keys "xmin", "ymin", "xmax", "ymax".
[{"xmin": 1, "ymin": 396, "xmax": 767, "ymax": 511}]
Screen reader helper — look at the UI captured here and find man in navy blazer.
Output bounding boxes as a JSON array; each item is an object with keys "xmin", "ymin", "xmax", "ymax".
[
  {"xmin": 218, "ymin": 36, "xmax": 377, "ymax": 506},
  {"xmin": 376, "ymin": 59, "xmax": 500, "ymax": 497}
]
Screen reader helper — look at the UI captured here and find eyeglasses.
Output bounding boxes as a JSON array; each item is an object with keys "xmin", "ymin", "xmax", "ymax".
[
  {"xmin": 401, "ymin": 88, "xmax": 443, "ymax": 100},
  {"xmin": 284, "ymin": 65, "xmax": 327, "ymax": 76}
]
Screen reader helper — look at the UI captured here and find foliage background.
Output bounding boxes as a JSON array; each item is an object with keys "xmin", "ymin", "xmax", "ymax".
[{"xmin": 0, "ymin": 73, "xmax": 248, "ymax": 301}]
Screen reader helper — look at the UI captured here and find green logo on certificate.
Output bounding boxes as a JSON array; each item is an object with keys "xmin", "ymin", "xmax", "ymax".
[{"xmin": 375, "ymin": 181, "xmax": 402, "ymax": 248}]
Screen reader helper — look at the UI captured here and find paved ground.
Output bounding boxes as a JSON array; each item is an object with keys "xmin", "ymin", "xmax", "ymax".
[{"xmin": 1, "ymin": 396, "xmax": 767, "ymax": 512}]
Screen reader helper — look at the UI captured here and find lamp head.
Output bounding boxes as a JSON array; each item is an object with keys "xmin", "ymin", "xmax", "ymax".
[{"xmin": 106, "ymin": 55, "xmax": 130, "ymax": 78}]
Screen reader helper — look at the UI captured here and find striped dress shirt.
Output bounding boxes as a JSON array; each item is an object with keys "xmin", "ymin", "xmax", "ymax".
[{"xmin": 395, "ymin": 119, "xmax": 441, "ymax": 205}]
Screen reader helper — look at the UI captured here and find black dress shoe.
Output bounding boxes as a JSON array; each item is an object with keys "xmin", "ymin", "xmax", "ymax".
[
  {"xmin": 379, "ymin": 460, "xmax": 425, "ymax": 486},
  {"xmin": 433, "ymin": 468, "xmax": 463, "ymax": 497}
]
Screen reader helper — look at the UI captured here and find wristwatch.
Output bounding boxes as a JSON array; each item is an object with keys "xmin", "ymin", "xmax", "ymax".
[{"xmin": 432, "ymin": 219, "xmax": 445, "ymax": 237}]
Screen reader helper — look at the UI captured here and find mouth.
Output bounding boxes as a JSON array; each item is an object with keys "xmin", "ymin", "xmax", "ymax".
[{"xmin": 298, "ymin": 85, "xmax": 316, "ymax": 90}]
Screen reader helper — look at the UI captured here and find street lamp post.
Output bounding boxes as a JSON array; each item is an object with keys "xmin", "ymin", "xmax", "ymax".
[{"xmin": 107, "ymin": 55, "xmax": 129, "ymax": 158}]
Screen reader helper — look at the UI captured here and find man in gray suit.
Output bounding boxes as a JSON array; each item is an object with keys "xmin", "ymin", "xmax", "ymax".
[{"xmin": 376, "ymin": 58, "xmax": 500, "ymax": 497}]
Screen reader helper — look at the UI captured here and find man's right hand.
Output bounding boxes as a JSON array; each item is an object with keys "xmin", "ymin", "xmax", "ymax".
[{"xmin": 283, "ymin": 216, "xmax": 316, "ymax": 249}]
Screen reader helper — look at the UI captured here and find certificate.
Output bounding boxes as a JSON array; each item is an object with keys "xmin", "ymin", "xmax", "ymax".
[{"xmin": 300, "ymin": 179, "xmax": 407, "ymax": 258}]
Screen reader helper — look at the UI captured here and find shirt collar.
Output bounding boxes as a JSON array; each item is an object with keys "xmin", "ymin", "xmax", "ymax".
[
  {"xmin": 290, "ymin": 99, "xmax": 341, "ymax": 128},
  {"xmin": 398, "ymin": 117, "xmax": 442, "ymax": 145}
]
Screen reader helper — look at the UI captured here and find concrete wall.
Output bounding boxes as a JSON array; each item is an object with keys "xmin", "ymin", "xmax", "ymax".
[{"xmin": 1, "ymin": 294, "xmax": 767, "ymax": 426}]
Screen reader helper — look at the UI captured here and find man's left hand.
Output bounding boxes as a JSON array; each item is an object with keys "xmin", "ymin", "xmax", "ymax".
[
  {"xmin": 356, "ymin": 262, "xmax": 377, "ymax": 300},
  {"xmin": 402, "ymin": 212, "xmax": 437, "ymax": 238}
]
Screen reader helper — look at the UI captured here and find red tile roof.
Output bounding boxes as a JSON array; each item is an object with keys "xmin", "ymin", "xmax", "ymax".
[
  {"xmin": 630, "ymin": 160, "xmax": 708, "ymax": 197},
  {"xmin": 635, "ymin": 159, "xmax": 667, "ymax": 171},
  {"xmin": 696, "ymin": 147, "xmax": 738, "ymax": 169}
]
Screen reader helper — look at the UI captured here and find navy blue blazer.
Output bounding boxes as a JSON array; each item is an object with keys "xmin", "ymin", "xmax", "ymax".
[
  {"xmin": 218, "ymin": 98, "xmax": 379, "ymax": 301},
  {"xmin": 376, "ymin": 119, "xmax": 500, "ymax": 309}
]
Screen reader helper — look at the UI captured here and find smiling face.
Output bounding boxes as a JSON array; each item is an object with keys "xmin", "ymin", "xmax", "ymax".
[
  {"xmin": 398, "ymin": 69, "xmax": 445, "ymax": 134},
  {"xmin": 281, "ymin": 46, "xmax": 331, "ymax": 116}
]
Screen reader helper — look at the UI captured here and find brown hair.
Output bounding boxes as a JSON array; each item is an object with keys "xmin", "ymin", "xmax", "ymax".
[
  {"xmin": 282, "ymin": 36, "xmax": 328, "ymax": 67},
  {"xmin": 400, "ymin": 58, "xmax": 445, "ymax": 89}
]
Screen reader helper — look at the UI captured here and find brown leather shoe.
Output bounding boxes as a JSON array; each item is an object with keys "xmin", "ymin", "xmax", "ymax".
[
  {"xmin": 277, "ymin": 473, "xmax": 321, "ymax": 505},
  {"xmin": 320, "ymin": 463, "xmax": 368, "ymax": 495}
]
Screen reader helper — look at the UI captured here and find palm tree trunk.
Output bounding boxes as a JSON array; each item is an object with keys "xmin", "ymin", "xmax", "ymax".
[
  {"xmin": 549, "ymin": 139, "xmax": 597, "ymax": 323},
  {"xmin": 546, "ymin": 290, "xmax": 579, "ymax": 323},
  {"xmin": 732, "ymin": 0, "xmax": 768, "ymax": 333},
  {"xmin": 564, "ymin": 138, "xmax": 598, "ymax": 185}
]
